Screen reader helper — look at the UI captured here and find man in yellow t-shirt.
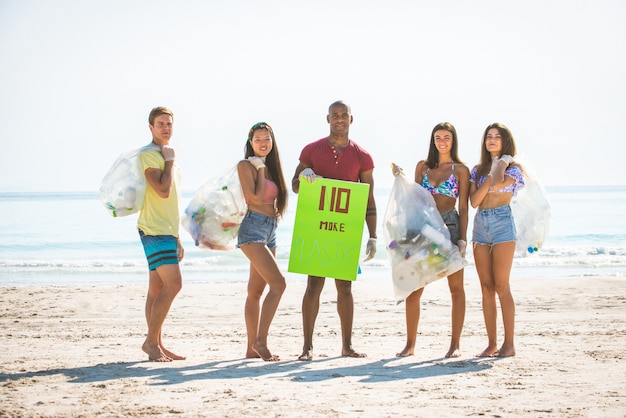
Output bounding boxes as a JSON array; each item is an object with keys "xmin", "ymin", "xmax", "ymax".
[{"xmin": 137, "ymin": 106, "xmax": 185, "ymax": 362}]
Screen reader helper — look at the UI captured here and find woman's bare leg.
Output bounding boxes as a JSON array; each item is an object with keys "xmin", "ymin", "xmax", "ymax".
[
  {"xmin": 474, "ymin": 244, "xmax": 499, "ymax": 357},
  {"xmin": 240, "ymin": 244, "xmax": 286, "ymax": 361},
  {"xmin": 446, "ymin": 269, "xmax": 465, "ymax": 358},
  {"xmin": 396, "ymin": 288, "xmax": 424, "ymax": 357}
]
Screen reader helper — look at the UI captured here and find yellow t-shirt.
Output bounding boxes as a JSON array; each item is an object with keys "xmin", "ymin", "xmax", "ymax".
[{"xmin": 137, "ymin": 149, "xmax": 181, "ymax": 237}]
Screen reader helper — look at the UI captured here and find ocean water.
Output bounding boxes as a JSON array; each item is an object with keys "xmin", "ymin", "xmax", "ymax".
[{"xmin": 1, "ymin": 186, "xmax": 625, "ymax": 286}]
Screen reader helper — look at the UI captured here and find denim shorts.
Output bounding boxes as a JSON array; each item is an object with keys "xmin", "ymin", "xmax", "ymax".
[
  {"xmin": 472, "ymin": 205, "xmax": 517, "ymax": 246},
  {"xmin": 237, "ymin": 210, "xmax": 278, "ymax": 250},
  {"xmin": 139, "ymin": 230, "xmax": 179, "ymax": 271},
  {"xmin": 441, "ymin": 209, "xmax": 461, "ymax": 244}
]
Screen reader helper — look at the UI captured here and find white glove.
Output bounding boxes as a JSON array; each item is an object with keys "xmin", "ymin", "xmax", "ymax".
[
  {"xmin": 457, "ymin": 240, "xmax": 467, "ymax": 258},
  {"xmin": 500, "ymin": 154, "xmax": 513, "ymax": 164},
  {"xmin": 390, "ymin": 163, "xmax": 403, "ymax": 177},
  {"xmin": 299, "ymin": 168, "xmax": 317, "ymax": 183},
  {"xmin": 489, "ymin": 154, "xmax": 513, "ymax": 176},
  {"xmin": 489, "ymin": 156, "xmax": 507, "ymax": 186},
  {"xmin": 363, "ymin": 238, "xmax": 377, "ymax": 262},
  {"xmin": 161, "ymin": 146, "xmax": 176, "ymax": 162},
  {"xmin": 248, "ymin": 156, "xmax": 266, "ymax": 170}
]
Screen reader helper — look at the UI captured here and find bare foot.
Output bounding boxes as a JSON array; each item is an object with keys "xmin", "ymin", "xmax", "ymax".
[
  {"xmin": 396, "ymin": 344, "xmax": 414, "ymax": 357},
  {"xmin": 298, "ymin": 350, "xmax": 313, "ymax": 361},
  {"xmin": 252, "ymin": 343, "xmax": 280, "ymax": 362},
  {"xmin": 142, "ymin": 342, "xmax": 172, "ymax": 362},
  {"xmin": 497, "ymin": 344, "xmax": 516, "ymax": 357},
  {"xmin": 445, "ymin": 347, "xmax": 461, "ymax": 358},
  {"xmin": 246, "ymin": 349, "xmax": 261, "ymax": 359},
  {"xmin": 476, "ymin": 346, "xmax": 499, "ymax": 358},
  {"xmin": 342, "ymin": 348, "xmax": 367, "ymax": 358},
  {"xmin": 161, "ymin": 347, "xmax": 186, "ymax": 360}
]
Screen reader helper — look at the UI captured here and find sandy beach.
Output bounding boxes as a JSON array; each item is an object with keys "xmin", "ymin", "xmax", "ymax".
[{"xmin": 1, "ymin": 275, "xmax": 625, "ymax": 417}]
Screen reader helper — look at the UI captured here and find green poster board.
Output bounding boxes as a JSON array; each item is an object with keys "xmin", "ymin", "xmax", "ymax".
[{"xmin": 288, "ymin": 178, "xmax": 370, "ymax": 281}]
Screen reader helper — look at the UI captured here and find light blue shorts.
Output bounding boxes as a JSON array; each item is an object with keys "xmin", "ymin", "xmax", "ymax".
[
  {"xmin": 237, "ymin": 210, "xmax": 278, "ymax": 250},
  {"xmin": 139, "ymin": 230, "xmax": 179, "ymax": 271},
  {"xmin": 472, "ymin": 205, "xmax": 516, "ymax": 246}
]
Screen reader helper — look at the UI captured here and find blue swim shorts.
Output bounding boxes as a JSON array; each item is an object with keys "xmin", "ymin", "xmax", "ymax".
[
  {"xmin": 472, "ymin": 205, "xmax": 517, "ymax": 246},
  {"xmin": 237, "ymin": 210, "xmax": 277, "ymax": 250},
  {"xmin": 139, "ymin": 230, "xmax": 179, "ymax": 271}
]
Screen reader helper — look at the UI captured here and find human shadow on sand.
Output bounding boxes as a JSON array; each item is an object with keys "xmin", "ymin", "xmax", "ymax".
[{"xmin": 0, "ymin": 356, "xmax": 495, "ymax": 386}]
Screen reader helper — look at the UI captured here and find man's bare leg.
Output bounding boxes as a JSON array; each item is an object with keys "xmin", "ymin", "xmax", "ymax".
[
  {"xmin": 336, "ymin": 279, "xmax": 366, "ymax": 358},
  {"xmin": 143, "ymin": 271, "xmax": 168, "ymax": 361},
  {"xmin": 298, "ymin": 276, "xmax": 324, "ymax": 361},
  {"xmin": 142, "ymin": 264, "xmax": 183, "ymax": 362},
  {"xmin": 159, "ymin": 333, "xmax": 186, "ymax": 360}
]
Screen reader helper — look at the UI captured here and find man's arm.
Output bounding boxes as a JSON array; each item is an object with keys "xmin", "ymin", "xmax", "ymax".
[
  {"xmin": 360, "ymin": 168, "xmax": 377, "ymax": 262},
  {"xmin": 291, "ymin": 162, "xmax": 308, "ymax": 194},
  {"xmin": 144, "ymin": 161, "xmax": 175, "ymax": 198},
  {"xmin": 360, "ymin": 169, "xmax": 377, "ymax": 239}
]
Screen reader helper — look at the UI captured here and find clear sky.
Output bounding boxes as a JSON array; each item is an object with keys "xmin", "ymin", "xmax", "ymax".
[{"xmin": 1, "ymin": 0, "xmax": 624, "ymax": 192}]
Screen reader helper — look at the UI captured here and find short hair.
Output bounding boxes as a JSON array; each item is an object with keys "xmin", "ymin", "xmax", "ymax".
[
  {"xmin": 328, "ymin": 100, "xmax": 351, "ymax": 114},
  {"xmin": 148, "ymin": 106, "xmax": 174, "ymax": 126}
]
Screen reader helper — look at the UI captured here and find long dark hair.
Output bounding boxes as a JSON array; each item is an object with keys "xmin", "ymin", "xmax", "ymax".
[
  {"xmin": 244, "ymin": 122, "xmax": 288, "ymax": 216},
  {"xmin": 476, "ymin": 122, "xmax": 519, "ymax": 176},
  {"xmin": 425, "ymin": 122, "xmax": 462, "ymax": 168}
]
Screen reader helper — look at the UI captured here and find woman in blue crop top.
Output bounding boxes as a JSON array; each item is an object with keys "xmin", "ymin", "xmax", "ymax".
[
  {"xmin": 236, "ymin": 122, "xmax": 288, "ymax": 361},
  {"xmin": 469, "ymin": 122, "xmax": 524, "ymax": 358},
  {"xmin": 395, "ymin": 122, "xmax": 470, "ymax": 359}
]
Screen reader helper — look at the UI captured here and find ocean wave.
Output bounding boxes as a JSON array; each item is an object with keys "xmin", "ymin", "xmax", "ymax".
[{"xmin": 2, "ymin": 245, "xmax": 625, "ymax": 275}]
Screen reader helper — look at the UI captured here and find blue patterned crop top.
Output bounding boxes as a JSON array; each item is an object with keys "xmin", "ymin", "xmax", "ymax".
[
  {"xmin": 422, "ymin": 162, "xmax": 459, "ymax": 199},
  {"xmin": 470, "ymin": 165, "xmax": 525, "ymax": 196}
]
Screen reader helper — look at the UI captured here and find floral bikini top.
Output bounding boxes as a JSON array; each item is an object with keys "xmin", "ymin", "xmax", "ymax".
[
  {"xmin": 422, "ymin": 162, "xmax": 459, "ymax": 199},
  {"xmin": 470, "ymin": 165, "xmax": 525, "ymax": 196}
]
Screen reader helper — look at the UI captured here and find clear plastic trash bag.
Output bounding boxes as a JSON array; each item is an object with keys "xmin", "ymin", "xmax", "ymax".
[
  {"xmin": 99, "ymin": 143, "xmax": 159, "ymax": 217},
  {"xmin": 383, "ymin": 169, "xmax": 467, "ymax": 303},
  {"xmin": 511, "ymin": 170, "xmax": 551, "ymax": 257},
  {"xmin": 182, "ymin": 165, "xmax": 247, "ymax": 251}
]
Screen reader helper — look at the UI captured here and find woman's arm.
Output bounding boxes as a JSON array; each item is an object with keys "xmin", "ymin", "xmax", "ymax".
[
  {"xmin": 414, "ymin": 160, "xmax": 426, "ymax": 184},
  {"xmin": 456, "ymin": 164, "xmax": 470, "ymax": 241},
  {"xmin": 469, "ymin": 167, "xmax": 490, "ymax": 208},
  {"xmin": 237, "ymin": 160, "xmax": 266, "ymax": 205}
]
